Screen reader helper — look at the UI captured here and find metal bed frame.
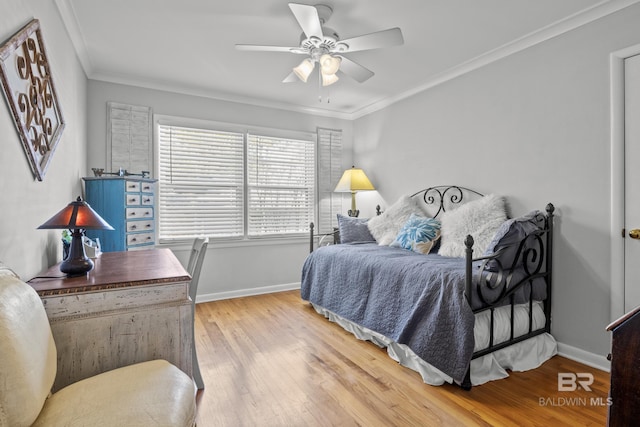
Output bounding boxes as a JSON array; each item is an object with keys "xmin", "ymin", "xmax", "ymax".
[{"xmin": 307, "ymin": 185, "xmax": 555, "ymax": 390}]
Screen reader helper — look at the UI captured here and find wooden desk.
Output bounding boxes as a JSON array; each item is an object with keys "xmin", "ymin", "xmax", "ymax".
[{"xmin": 29, "ymin": 249, "xmax": 193, "ymax": 392}]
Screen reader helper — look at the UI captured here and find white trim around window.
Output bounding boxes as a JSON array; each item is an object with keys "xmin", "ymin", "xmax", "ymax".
[{"xmin": 154, "ymin": 114, "xmax": 316, "ymax": 244}]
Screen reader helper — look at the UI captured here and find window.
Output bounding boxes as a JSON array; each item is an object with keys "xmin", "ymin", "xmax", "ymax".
[
  {"xmin": 157, "ymin": 119, "xmax": 317, "ymax": 242},
  {"xmin": 247, "ymin": 134, "xmax": 315, "ymax": 236},
  {"xmin": 158, "ymin": 125, "xmax": 244, "ymax": 239}
]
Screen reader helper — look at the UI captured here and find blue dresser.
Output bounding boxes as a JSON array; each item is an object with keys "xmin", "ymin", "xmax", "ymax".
[{"xmin": 83, "ymin": 177, "xmax": 157, "ymax": 252}]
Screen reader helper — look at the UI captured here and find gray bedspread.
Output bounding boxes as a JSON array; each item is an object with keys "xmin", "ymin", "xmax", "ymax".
[{"xmin": 300, "ymin": 242, "xmax": 476, "ymax": 384}]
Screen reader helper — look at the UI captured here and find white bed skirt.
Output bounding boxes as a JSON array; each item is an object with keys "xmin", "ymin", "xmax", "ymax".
[{"xmin": 311, "ymin": 301, "xmax": 557, "ymax": 386}]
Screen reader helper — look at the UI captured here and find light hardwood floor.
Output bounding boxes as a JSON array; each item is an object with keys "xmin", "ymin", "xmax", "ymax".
[{"xmin": 194, "ymin": 290, "xmax": 609, "ymax": 426}]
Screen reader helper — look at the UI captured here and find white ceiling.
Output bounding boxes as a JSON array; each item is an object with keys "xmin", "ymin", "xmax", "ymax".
[{"xmin": 55, "ymin": 0, "xmax": 631, "ymax": 119}]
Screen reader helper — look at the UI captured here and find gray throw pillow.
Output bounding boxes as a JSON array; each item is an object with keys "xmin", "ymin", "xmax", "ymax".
[
  {"xmin": 337, "ymin": 214, "xmax": 376, "ymax": 244},
  {"xmin": 483, "ymin": 210, "xmax": 544, "ymax": 271}
]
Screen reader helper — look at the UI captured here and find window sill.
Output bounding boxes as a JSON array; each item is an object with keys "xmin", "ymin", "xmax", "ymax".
[{"xmin": 156, "ymin": 235, "xmax": 309, "ymax": 251}]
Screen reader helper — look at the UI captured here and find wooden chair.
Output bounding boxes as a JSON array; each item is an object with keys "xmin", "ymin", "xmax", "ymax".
[
  {"xmin": 187, "ymin": 237, "xmax": 209, "ymax": 390},
  {"xmin": 0, "ymin": 264, "xmax": 196, "ymax": 427}
]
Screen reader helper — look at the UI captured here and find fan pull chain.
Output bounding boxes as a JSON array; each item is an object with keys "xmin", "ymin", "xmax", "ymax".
[{"xmin": 316, "ymin": 69, "xmax": 332, "ymax": 103}]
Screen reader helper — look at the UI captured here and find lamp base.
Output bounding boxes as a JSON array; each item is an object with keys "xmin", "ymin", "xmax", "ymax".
[
  {"xmin": 60, "ymin": 257, "xmax": 94, "ymax": 277},
  {"xmin": 60, "ymin": 229, "xmax": 94, "ymax": 277},
  {"xmin": 348, "ymin": 192, "xmax": 359, "ymax": 217}
]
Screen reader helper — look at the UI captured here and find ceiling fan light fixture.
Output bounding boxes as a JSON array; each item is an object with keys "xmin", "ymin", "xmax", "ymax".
[
  {"xmin": 321, "ymin": 72, "xmax": 339, "ymax": 86},
  {"xmin": 320, "ymin": 54, "xmax": 341, "ymax": 75},
  {"xmin": 237, "ymin": 4, "xmax": 404, "ymax": 91},
  {"xmin": 293, "ymin": 58, "xmax": 315, "ymax": 82}
]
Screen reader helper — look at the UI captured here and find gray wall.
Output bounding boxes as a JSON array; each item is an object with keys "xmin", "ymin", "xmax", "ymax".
[
  {"xmin": 87, "ymin": 80, "xmax": 353, "ymax": 299},
  {"xmin": 0, "ymin": 0, "xmax": 88, "ymax": 278},
  {"xmin": 353, "ymin": 4, "xmax": 640, "ymax": 362}
]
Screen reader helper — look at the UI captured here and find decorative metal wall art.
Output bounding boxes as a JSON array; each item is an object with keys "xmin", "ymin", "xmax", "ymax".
[{"xmin": 0, "ymin": 19, "xmax": 65, "ymax": 181}]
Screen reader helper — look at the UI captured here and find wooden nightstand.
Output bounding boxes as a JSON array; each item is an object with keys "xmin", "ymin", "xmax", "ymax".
[
  {"xmin": 28, "ymin": 249, "xmax": 193, "ymax": 392},
  {"xmin": 606, "ymin": 305, "xmax": 640, "ymax": 426}
]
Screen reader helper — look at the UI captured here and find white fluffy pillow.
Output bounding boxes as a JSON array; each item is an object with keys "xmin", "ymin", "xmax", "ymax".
[
  {"xmin": 367, "ymin": 195, "xmax": 425, "ymax": 245},
  {"xmin": 438, "ymin": 194, "xmax": 507, "ymax": 258}
]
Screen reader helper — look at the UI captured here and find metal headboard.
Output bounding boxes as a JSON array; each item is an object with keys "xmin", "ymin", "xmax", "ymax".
[{"xmin": 410, "ymin": 185, "xmax": 485, "ymax": 218}]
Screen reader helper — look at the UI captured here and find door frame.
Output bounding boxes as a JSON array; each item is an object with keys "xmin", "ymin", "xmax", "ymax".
[{"xmin": 611, "ymin": 43, "xmax": 640, "ymax": 322}]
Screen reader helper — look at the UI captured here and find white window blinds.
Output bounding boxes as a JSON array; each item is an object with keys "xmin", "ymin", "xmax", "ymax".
[
  {"xmin": 158, "ymin": 125, "xmax": 244, "ymax": 239},
  {"xmin": 247, "ymin": 134, "xmax": 315, "ymax": 236},
  {"xmin": 157, "ymin": 120, "xmax": 319, "ymax": 241},
  {"xmin": 317, "ymin": 128, "xmax": 343, "ymax": 234}
]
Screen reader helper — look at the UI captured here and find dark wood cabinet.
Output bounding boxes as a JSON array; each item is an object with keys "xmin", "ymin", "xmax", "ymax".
[{"xmin": 607, "ymin": 305, "xmax": 640, "ymax": 426}]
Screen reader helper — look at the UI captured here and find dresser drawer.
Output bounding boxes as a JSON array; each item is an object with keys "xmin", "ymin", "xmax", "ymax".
[
  {"xmin": 141, "ymin": 195, "xmax": 154, "ymax": 205},
  {"xmin": 125, "ymin": 181, "xmax": 141, "ymax": 192},
  {"xmin": 127, "ymin": 220, "xmax": 154, "ymax": 232},
  {"xmin": 126, "ymin": 194, "xmax": 141, "ymax": 205},
  {"xmin": 127, "ymin": 232, "xmax": 155, "ymax": 246},
  {"xmin": 141, "ymin": 182, "xmax": 154, "ymax": 192},
  {"xmin": 126, "ymin": 207, "xmax": 153, "ymax": 219}
]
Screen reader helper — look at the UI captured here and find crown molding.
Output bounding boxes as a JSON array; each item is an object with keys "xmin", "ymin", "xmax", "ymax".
[
  {"xmin": 56, "ymin": 0, "xmax": 640, "ymax": 121},
  {"xmin": 350, "ymin": 0, "xmax": 640, "ymax": 119},
  {"xmin": 88, "ymin": 70, "xmax": 356, "ymax": 120},
  {"xmin": 54, "ymin": 0, "xmax": 93, "ymax": 76}
]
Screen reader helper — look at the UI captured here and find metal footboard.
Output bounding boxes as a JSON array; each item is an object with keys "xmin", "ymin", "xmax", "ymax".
[{"xmin": 461, "ymin": 203, "xmax": 555, "ymax": 390}]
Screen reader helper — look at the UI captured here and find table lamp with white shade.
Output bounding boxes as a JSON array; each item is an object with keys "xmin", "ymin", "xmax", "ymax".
[{"xmin": 334, "ymin": 166, "xmax": 375, "ymax": 217}]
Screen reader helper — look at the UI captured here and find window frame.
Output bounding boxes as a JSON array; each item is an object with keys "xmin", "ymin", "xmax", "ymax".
[{"xmin": 154, "ymin": 115, "xmax": 317, "ymax": 244}]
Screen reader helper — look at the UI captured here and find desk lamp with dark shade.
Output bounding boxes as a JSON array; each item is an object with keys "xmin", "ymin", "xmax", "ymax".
[
  {"xmin": 38, "ymin": 196, "xmax": 114, "ymax": 277},
  {"xmin": 334, "ymin": 166, "xmax": 375, "ymax": 217}
]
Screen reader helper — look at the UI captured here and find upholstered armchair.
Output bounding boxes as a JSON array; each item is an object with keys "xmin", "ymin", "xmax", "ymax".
[{"xmin": 0, "ymin": 263, "xmax": 197, "ymax": 427}]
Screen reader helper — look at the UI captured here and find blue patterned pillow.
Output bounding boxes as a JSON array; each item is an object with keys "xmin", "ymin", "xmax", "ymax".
[{"xmin": 394, "ymin": 214, "xmax": 441, "ymax": 254}]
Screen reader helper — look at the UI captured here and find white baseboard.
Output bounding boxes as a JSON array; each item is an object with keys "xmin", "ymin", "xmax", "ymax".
[
  {"xmin": 196, "ymin": 282, "xmax": 301, "ymax": 303},
  {"xmin": 557, "ymin": 341, "xmax": 611, "ymax": 373}
]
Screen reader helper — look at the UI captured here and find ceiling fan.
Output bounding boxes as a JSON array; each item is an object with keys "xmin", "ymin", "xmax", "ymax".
[{"xmin": 235, "ymin": 3, "xmax": 404, "ymax": 86}]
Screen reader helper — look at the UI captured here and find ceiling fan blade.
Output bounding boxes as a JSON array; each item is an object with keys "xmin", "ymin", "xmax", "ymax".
[
  {"xmin": 282, "ymin": 72, "xmax": 299, "ymax": 83},
  {"xmin": 288, "ymin": 3, "xmax": 323, "ymax": 40},
  {"xmin": 235, "ymin": 44, "xmax": 304, "ymax": 53},
  {"xmin": 338, "ymin": 27, "xmax": 404, "ymax": 53},
  {"xmin": 338, "ymin": 56, "xmax": 374, "ymax": 83}
]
